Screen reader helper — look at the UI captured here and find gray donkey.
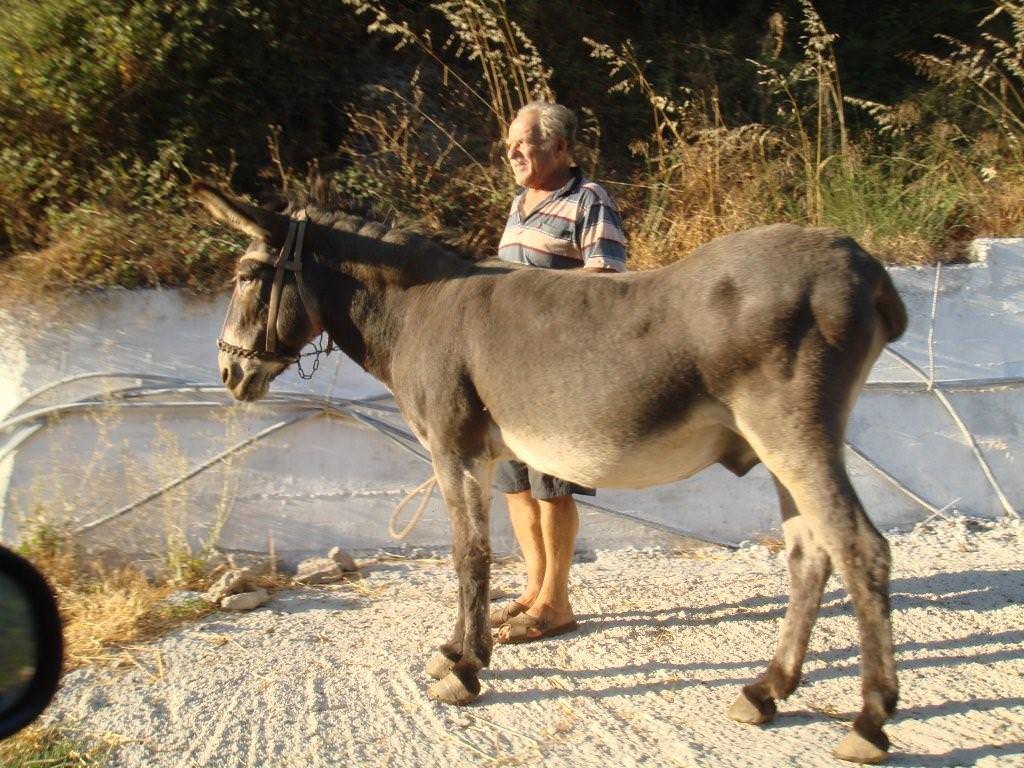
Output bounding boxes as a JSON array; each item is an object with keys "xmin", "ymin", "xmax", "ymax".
[{"xmin": 195, "ymin": 181, "xmax": 907, "ymax": 764}]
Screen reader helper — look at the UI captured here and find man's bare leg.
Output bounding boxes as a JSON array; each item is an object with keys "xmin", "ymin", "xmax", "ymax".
[
  {"xmin": 505, "ymin": 490, "xmax": 545, "ymax": 607},
  {"xmin": 498, "ymin": 494, "xmax": 578, "ymax": 640}
]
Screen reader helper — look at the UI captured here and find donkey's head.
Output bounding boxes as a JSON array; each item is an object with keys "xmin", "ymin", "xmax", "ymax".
[{"xmin": 193, "ymin": 183, "xmax": 324, "ymax": 401}]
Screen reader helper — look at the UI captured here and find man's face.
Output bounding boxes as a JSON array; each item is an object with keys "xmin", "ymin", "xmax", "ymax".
[{"xmin": 505, "ymin": 112, "xmax": 569, "ymax": 189}]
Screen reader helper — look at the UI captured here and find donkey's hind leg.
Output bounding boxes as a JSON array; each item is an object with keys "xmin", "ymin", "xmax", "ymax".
[
  {"xmin": 745, "ymin": 449, "xmax": 897, "ymax": 763},
  {"xmin": 814, "ymin": 473, "xmax": 898, "ymax": 764},
  {"xmin": 426, "ymin": 454, "xmax": 494, "ymax": 705},
  {"xmin": 728, "ymin": 474, "xmax": 832, "ymax": 725}
]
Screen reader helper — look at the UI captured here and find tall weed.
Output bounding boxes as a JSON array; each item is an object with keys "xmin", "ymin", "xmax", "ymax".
[
  {"xmin": 338, "ymin": 0, "xmax": 564, "ymax": 250},
  {"xmin": 749, "ymin": 0, "xmax": 850, "ymax": 226},
  {"xmin": 586, "ymin": 36, "xmax": 781, "ymax": 266},
  {"xmin": 911, "ymin": 0, "xmax": 1024, "ymax": 163}
]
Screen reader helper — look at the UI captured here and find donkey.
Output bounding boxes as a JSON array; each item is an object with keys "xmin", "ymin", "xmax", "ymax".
[{"xmin": 195, "ymin": 181, "xmax": 907, "ymax": 764}]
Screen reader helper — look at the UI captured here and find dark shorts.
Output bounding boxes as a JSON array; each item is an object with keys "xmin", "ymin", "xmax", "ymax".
[{"xmin": 494, "ymin": 460, "xmax": 596, "ymax": 500}]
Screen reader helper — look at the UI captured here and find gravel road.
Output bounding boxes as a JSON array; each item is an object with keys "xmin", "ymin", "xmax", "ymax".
[{"xmin": 46, "ymin": 516, "xmax": 1024, "ymax": 767}]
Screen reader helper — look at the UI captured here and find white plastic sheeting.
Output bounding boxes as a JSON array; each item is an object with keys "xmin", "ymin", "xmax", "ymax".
[{"xmin": 0, "ymin": 239, "xmax": 1020, "ymax": 558}]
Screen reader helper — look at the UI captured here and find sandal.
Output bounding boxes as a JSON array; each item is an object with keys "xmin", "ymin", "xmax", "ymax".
[
  {"xmin": 489, "ymin": 600, "xmax": 528, "ymax": 628},
  {"xmin": 495, "ymin": 612, "xmax": 578, "ymax": 644}
]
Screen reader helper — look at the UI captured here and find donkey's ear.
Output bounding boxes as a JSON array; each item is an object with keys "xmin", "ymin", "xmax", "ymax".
[{"xmin": 191, "ymin": 181, "xmax": 286, "ymax": 241}]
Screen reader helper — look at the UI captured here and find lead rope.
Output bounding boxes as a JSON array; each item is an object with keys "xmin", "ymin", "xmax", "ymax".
[{"xmin": 388, "ymin": 474, "xmax": 439, "ymax": 540}]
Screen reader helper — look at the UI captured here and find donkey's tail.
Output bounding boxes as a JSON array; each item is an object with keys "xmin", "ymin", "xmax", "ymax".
[{"xmin": 876, "ymin": 268, "xmax": 908, "ymax": 342}]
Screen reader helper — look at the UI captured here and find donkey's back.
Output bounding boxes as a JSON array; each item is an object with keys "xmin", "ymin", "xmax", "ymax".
[
  {"xmin": 460, "ymin": 223, "xmax": 907, "ymax": 489},
  {"xmin": 679, "ymin": 223, "xmax": 907, "ymax": 355}
]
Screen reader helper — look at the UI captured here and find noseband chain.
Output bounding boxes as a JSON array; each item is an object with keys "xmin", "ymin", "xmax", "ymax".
[
  {"xmin": 218, "ymin": 216, "xmax": 335, "ymax": 375},
  {"xmin": 216, "ymin": 337, "xmax": 294, "ymax": 362}
]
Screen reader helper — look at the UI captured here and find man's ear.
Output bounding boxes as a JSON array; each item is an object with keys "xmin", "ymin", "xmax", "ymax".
[{"xmin": 191, "ymin": 181, "xmax": 288, "ymax": 242}]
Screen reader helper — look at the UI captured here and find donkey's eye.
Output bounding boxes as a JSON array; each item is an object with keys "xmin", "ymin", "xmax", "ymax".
[{"xmin": 236, "ymin": 270, "xmax": 261, "ymax": 285}]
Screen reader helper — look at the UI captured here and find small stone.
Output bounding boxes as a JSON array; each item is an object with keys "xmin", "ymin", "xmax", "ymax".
[
  {"xmin": 293, "ymin": 558, "xmax": 344, "ymax": 585},
  {"xmin": 489, "ymin": 585, "xmax": 514, "ymax": 600},
  {"xmin": 204, "ymin": 568, "xmax": 255, "ymax": 604},
  {"xmin": 220, "ymin": 589, "xmax": 270, "ymax": 611},
  {"xmin": 327, "ymin": 547, "xmax": 357, "ymax": 572}
]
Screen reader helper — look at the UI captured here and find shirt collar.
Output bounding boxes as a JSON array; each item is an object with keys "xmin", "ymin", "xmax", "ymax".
[
  {"xmin": 514, "ymin": 167, "xmax": 583, "ymax": 220},
  {"xmin": 516, "ymin": 166, "xmax": 583, "ymax": 201},
  {"xmin": 554, "ymin": 166, "xmax": 584, "ymax": 198}
]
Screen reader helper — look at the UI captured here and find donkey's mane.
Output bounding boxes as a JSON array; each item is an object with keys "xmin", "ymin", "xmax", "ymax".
[
  {"xmin": 281, "ymin": 183, "xmax": 478, "ymax": 264},
  {"xmin": 255, "ymin": 175, "xmax": 486, "ymax": 285}
]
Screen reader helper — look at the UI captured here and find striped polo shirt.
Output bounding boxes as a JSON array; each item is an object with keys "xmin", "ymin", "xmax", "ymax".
[{"xmin": 498, "ymin": 168, "xmax": 627, "ymax": 272}]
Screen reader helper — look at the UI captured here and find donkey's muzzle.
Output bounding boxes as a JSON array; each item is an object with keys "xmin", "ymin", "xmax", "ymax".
[{"xmin": 221, "ymin": 360, "xmax": 242, "ymax": 389}]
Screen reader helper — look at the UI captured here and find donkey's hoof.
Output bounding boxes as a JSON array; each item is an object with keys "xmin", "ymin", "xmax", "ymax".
[
  {"xmin": 427, "ymin": 672, "xmax": 479, "ymax": 706},
  {"xmin": 727, "ymin": 690, "xmax": 776, "ymax": 725},
  {"xmin": 833, "ymin": 730, "xmax": 889, "ymax": 764},
  {"xmin": 426, "ymin": 652, "xmax": 456, "ymax": 681}
]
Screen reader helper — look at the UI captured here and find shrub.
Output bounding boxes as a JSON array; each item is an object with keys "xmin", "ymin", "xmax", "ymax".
[{"xmin": 1, "ymin": 0, "xmax": 1021, "ymax": 289}]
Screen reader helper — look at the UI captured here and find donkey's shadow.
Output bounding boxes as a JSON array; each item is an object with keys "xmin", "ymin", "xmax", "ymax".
[
  {"xmin": 888, "ymin": 741, "xmax": 1024, "ymax": 767},
  {"xmin": 488, "ymin": 627, "xmax": 1023, "ymax": 693},
  {"xmin": 588, "ymin": 568, "xmax": 1024, "ymax": 631},
  {"xmin": 484, "ymin": 566, "xmax": 1024, "ymax": 763}
]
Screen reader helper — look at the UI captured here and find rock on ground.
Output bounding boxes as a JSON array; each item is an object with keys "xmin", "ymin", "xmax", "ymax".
[
  {"xmin": 293, "ymin": 557, "xmax": 345, "ymax": 585},
  {"xmin": 203, "ymin": 568, "xmax": 255, "ymax": 604},
  {"xmin": 220, "ymin": 589, "xmax": 270, "ymax": 611},
  {"xmin": 328, "ymin": 547, "xmax": 357, "ymax": 572},
  {"xmin": 45, "ymin": 517, "xmax": 1024, "ymax": 767}
]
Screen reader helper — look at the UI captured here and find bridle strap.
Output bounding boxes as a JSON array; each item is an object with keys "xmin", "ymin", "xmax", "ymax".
[
  {"xmin": 260, "ymin": 221, "xmax": 292, "ymax": 356},
  {"xmin": 287, "ymin": 219, "xmax": 327, "ymax": 338},
  {"xmin": 263, "ymin": 219, "xmax": 298, "ymax": 354}
]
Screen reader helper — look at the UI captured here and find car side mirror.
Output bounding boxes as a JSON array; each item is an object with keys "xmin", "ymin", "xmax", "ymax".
[{"xmin": 0, "ymin": 545, "xmax": 63, "ymax": 740}]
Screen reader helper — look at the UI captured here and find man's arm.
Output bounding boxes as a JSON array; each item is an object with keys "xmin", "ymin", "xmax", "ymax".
[{"xmin": 577, "ymin": 184, "xmax": 628, "ymax": 273}]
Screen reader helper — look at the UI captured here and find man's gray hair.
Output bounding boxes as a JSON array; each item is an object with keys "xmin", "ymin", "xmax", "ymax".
[{"xmin": 517, "ymin": 101, "xmax": 577, "ymax": 153}]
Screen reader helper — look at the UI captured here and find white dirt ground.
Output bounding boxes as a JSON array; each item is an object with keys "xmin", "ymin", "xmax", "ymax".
[{"xmin": 45, "ymin": 516, "xmax": 1024, "ymax": 767}]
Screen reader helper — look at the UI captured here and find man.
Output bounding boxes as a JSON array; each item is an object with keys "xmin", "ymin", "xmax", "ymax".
[{"xmin": 492, "ymin": 101, "xmax": 627, "ymax": 644}]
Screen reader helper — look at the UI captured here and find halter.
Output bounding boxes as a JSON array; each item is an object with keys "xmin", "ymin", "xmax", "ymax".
[{"xmin": 217, "ymin": 216, "xmax": 333, "ymax": 370}]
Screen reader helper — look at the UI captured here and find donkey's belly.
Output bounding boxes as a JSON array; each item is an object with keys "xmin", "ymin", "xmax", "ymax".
[{"xmin": 500, "ymin": 421, "xmax": 737, "ymax": 489}]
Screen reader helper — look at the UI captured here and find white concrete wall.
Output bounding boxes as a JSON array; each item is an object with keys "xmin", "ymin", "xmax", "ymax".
[{"xmin": 1, "ymin": 240, "xmax": 1021, "ymax": 558}]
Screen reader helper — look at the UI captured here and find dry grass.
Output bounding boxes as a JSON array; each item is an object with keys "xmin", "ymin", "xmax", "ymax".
[
  {"xmin": 965, "ymin": 168, "xmax": 1024, "ymax": 240},
  {"xmin": 11, "ymin": 522, "xmax": 290, "ymax": 675},
  {"xmin": 60, "ymin": 570, "xmax": 196, "ymax": 670},
  {"xmin": 610, "ymin": 136, "xmax": 785, "ymax": 271},
  {"xmin": 52, "ymin": 559, "xmax": 293, "ymax": 670},
  {"xmin": 16, "ymin": 528, "xmax": 210, "ymax": 671},
  {"xmin": 0, "ymin": 724, "xmax": 116, "ymax": 767},
  {"xmin": 5, "ymin": 403, "xmax": 288, "ymax": 674},
  {"xmin": 586, "ymin": 0, "xmax": 1024, "ymax": 269},
  {"xmin": 585, "ymin": 39, "xmax": 754, "ymax": 268},
  {"xmin": 0, "ymin": 202, "xmax": 239, "ymax": 299},
  {"xmin": 2, "ymin": 1, "xmax": 1022, "ymax": 290},
  {"xmin": 754, "ymin": 535, "xmax": 786, "ymax": 555}
]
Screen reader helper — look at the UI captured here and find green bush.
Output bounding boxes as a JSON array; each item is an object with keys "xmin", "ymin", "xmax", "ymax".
[
  {"xmin": 820, "ymin": 156, "xmax": 967, "ymax": 262},
  {"xmin": 0, "ymin": 0, "xmax": 374, "ymax": 283}
]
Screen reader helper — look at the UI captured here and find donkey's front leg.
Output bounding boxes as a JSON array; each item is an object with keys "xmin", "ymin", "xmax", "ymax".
[{"xmin": 426, "ymin": 454, "xmax": 494, "ymax": 705}]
